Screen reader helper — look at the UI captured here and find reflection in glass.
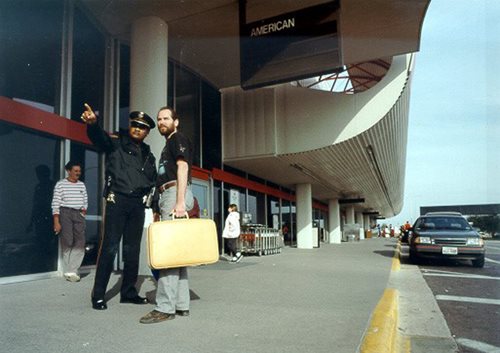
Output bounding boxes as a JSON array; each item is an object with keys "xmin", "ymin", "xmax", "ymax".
[
  {"xmin": 71, "ymin": 144, "xmax": 101, "ymax": 266},
  {"xmin": 175, "ymin": 64, "xmax": 201, "ymax": 166},
  {"xmin": 0, "ymin": 122, "xmax": 60, "ymax": 277},
  {"xmin": 71, "ymin": 6, "xmax": 105, "ymax": 122},
  {"xmin": 0, "ymin": 0, "xmax": 62, "ymax": 108}
]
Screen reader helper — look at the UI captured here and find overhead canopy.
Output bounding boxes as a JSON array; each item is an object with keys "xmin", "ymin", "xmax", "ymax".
[{"xmin": 80, "ymin": 0, "xmax": 430, "ymax": 89}]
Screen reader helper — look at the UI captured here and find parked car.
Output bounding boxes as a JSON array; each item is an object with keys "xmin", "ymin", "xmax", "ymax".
[{"xmin": 409, "ymin": 212, "xmax": 485, "ymax": 267}]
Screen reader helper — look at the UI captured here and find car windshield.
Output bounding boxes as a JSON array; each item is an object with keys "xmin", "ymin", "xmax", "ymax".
[{"xmin": 415, "ymin": 217, "xmax": 472, "ymax": 231}]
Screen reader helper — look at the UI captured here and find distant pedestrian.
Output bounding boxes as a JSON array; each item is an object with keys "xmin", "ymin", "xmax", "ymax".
[
  {"xmin": 223, "ymin": 204, "xmax": 242, "ymax": 262},
  {"xmin": 51, "ymin": 161, "xmax": 88, "ymax": 282}
]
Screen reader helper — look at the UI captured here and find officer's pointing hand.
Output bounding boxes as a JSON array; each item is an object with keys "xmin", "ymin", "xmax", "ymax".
[{"xmin": 81, "ymin": 103, "xmax": 97, "ymax": 125}]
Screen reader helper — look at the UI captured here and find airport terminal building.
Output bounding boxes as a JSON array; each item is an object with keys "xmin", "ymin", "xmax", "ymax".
[{"xmin": 0, "ymin": 0, "xmax": 430, "ymax": 282}]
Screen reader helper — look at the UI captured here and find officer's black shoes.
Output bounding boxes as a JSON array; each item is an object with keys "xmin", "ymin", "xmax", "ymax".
[
  {"xmin": 92, "ymin": 298, "xmax": 107, "ymax": 310},
  {"xmin": 175, "ymin": 309, "xmax": 190, "ymax": 317},
  {"xmin": 120, "ymin": 295, "xmax": 149, "ymax": 305},
  {"xmin": 139, "ymin": 310, "xmax": 175, "ymax": 324}
]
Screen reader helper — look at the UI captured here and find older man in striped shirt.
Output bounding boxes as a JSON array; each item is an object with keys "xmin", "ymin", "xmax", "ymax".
[{"xmin": 52, "ymin": 161, "xmax": 88, "ymax": 282}]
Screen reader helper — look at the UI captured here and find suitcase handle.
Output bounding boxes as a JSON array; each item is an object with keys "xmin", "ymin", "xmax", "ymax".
[{"xmin": 169, "ymin": 211, "xmax": 189, "ymax": 220}]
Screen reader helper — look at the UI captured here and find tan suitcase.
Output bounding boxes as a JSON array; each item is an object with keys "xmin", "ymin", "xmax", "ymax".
[{"xmin": 147, "ymin": 218, "xmax": 219, "ymax": 269}]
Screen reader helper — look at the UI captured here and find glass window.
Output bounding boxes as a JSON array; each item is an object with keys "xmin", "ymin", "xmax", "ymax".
[
  {"xmin": 119, "ymin": 44, "xmax": 131, "ymax": 129},
  {"xmin": 224, "ymin": 165, "xmax": 246, "ymax": 178},
  {"xmin": 70, "ymin": 144, "xmax": 101, "ymax": 266},
  {"xmin": 0, "ymin": 122, "xmax": 60, "ymax": 277},
  {"xmin": 223, "ymin": 185, "xmax": 246, "ymax": 214},
  {"xmin": 257, "ymin": 193, "xmax": 266, "ymax": 225},
  {"xmin": 174, "ymin": 65, "xmax": 201, "ymax": 166},
  {"xmin": 0, "ymin": 0, "xmax": 63, "ymax": 109},
  {"xmin": 213, "ymin": 181, "xmax": 222, "ymax": 242},
  {"xmin": 268, "ymin": 196, "xmax": 280, "ymax": 229},
  {"xmin": 201, "ymin": 81, "xmax": 221, "ymax": 170},
  {"xmin": 168, "ymin": 61, "xmax": 174, "ymax": 108},
  {"xmin": 247, "ymin": 191, "xmax": 258, "ymax": 225},
  {"xmin": 71, "ymin": 5, "xmax": 105, "ymax": 122}
]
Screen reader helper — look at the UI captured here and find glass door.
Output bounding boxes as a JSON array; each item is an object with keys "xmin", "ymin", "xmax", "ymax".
[{"xmin": 191, "ymin": 179, "xmax": 210, "ymax": 219}]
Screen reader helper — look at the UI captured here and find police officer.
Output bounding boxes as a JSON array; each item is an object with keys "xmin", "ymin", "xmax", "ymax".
[{"xmin": 81, "ymin": 103, "xmax": 157, "ymax": 310}]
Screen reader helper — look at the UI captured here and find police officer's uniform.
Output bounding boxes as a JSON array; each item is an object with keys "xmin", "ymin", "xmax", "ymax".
[{"xmin": 87, "ymin": 112, "xmax": 157, "ymax": 309}]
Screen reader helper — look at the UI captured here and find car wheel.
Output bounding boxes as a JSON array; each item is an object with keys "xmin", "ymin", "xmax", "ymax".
[
  {"xmin": 472, "ymin": 256, "xmax": 485, "ymax": 268},
  {"xmin": 409, "ymin": 250, "xmax": 419, "ymax": 264}
]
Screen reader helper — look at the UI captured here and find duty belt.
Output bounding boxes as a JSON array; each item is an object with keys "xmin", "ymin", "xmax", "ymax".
[{"xmin": 158, "ymin": 180, "xmax": 177, "ymax": 193}]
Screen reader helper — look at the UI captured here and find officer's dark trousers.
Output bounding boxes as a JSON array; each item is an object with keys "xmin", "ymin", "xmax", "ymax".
[{"xmin": 92, "ymin": 194, "xmax": 145, "ymax": 300}]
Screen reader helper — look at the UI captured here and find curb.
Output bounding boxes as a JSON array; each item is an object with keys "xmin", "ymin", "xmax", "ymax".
[
  {"xmin": 360, "ymin": 242, "xmax": 408, "ymax": 353},
  {"xmin": 360, "ymin": 288, "xmax": 401, "ymax": 353}
]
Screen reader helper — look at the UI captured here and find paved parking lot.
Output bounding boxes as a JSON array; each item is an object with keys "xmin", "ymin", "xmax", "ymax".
[{"xmin": 401, "ymin": 241, "xmax": 500, "ymax": 353}]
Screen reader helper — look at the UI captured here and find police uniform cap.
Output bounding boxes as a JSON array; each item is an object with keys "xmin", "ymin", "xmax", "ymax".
[{"xmin": 129, "ymin": 111, "xmax": 155, "ymax": 129}]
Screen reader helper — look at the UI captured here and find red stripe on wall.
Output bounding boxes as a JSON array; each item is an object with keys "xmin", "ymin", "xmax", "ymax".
[
  {"xmin": 0, "ymin": 96, "xmax": 91, "ymax": 145},
  {"xmin": 313, "ymin": 201, "xmax": 328, "ymax": 212},
  {"xmin": 212, "ymin": 168, "xmax": 295, "ymax": 201},
  {"xmin": 212, "ymin": 168, "xmax": 328, "ymax": 211},
  {"xmin": 192, "ymin": 166, "xmax": 211, "ymax": 181}
]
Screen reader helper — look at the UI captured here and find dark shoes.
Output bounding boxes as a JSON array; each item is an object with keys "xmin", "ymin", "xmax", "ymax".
[
  {"xmin": 140, "ymin": 310, "xmax": 175, "ymax": 324},
  {"xmin": 92, "ymin": 299, "xmax": 107, "ymax": 310},
  {"xmin": 120, "ymin": 295, "xmax": 149, "ymax": 305},
  {"xmin": 176, "ymin": 309, "xmax": 190, "ymax": 317},
  {"xmin": 92, "ymin": 295, "xmax": 147, "ymax": 310}
]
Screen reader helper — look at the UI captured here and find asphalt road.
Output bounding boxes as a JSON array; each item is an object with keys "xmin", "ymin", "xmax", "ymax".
[{"xmin": 401, "ymin": 240, "xmax": 500, "ymax": 353}]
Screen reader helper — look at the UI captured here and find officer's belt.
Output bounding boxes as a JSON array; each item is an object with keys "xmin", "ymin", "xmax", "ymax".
[{"xmin": 158, "ymin": 180, "xmax": 177, "ymax": 193}]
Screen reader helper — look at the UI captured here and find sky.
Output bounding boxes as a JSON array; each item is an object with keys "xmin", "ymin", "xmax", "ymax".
[{"xmin": 383, "ymin": 0, "xmax": 500, "ymax": 226}]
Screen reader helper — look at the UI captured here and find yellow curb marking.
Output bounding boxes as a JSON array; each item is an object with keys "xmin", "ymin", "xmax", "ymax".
[
  {"xmin": 360, "ymin": 288, "xmax": 399, "ymax": 353},
  {"xmin": 392, "ymin": 242, "xmax": 401, "ymax": 271}
]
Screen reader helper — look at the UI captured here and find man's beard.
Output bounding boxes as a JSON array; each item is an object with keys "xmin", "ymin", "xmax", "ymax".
[{"xmin": 159, "ymin": 125, "xmax": 173, "ymax": 136}]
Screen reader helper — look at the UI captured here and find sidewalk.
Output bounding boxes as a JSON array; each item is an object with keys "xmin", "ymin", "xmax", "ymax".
[{"xmin": 0, "ymin": 238, "xmax": 448, "ymax": 353}]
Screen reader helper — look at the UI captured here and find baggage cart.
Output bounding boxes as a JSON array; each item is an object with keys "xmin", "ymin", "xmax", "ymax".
[{"xmin": 239, "ymin": 224, "xmax": 282, "ymax": 256}]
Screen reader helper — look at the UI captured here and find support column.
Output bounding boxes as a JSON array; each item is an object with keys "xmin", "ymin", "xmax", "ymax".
[
  {"xmin": 355, "ymin": 212, "xmax": 363, "ymax": 227},
  {"xmin": 328, "ymin": 199, "xmax": 341, "ymax": 244},
  {"xmin": 363, "ymin": 215, "xmax": 370, "ymax": 230},
  {"xmin": 130, "ymin": 16, "xmax": 168, "ymax": 158},
  {"xmin": 346, "ymin": 206, "xmax": 355, "ymax": 224},
  {"xmin": 296, "ymin": 183, "xmax": 313, "ymax": 249},
  {"xmin": 130, "ymin": 17, "xmax": 168, "ymax": 275},
  {"xmin": 356, "ymin": 212, "xmax": 364, "ymax": 240}
]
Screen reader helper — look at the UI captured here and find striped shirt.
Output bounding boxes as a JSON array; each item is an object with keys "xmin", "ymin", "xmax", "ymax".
[{"xmin": 51, "ymin": 178, "xmax": 88, "ymax": 215}]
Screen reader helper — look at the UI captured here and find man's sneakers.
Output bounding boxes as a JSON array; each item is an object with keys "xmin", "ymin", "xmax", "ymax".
[
  {"xmin": 230, "ymin": 253, "xmax": 243, "ymax": 263},
  {"xmin": 140, "ymin": 310, "xmax": 176, "ymax": 324},
  {"xmin": 64, "ymin": 273, "xmax": 80, "ymax": 282}
]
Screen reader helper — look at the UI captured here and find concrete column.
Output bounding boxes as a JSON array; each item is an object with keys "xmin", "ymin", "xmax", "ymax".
[
  {"xmin": 363, "ymin": 215, "xmax": 370, "ymax": 230},
  {"xmin": 355, "ymin": 212, "xmax": 363, "ymax": 227},
  {"xmin": 346, "ymin": 206, "xmax": 355, "ymax": 224},
  {"xmin": 328, "ymin": 199, "xmax": 341, "ymax": 244},
  {"xmin": 355, "ymin": 212, "xmax": 364, "ymax": 239},
  {"xmin": 296, "ymin": 183, "xmax": 313, "ymax": 249},
  {"xmin": 130, "ymin": 16, "xmax": 168, "ymax": 158},
  {"xmin": 130, "ymin": 17, "xmax": 168, "ymax": 275}
]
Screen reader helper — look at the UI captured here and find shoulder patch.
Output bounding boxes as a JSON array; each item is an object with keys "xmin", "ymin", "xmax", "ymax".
[{"xmin": 110, "ymin": 134, "xmax": 119, "ymax": 138}]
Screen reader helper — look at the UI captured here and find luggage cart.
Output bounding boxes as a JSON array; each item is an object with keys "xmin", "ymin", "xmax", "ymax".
[
  {"xmin": 239, "ymin": 224, "xmax": 264, "ymax": 256},
  {"xmin": 262, "ymin": 228, "xmax": 283, "ymax": 255},
  {"xmin": 239, "ymin": 224, "xmax": 282, "ymax": 256}
]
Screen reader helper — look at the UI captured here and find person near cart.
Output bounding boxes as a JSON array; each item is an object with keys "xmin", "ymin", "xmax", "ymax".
[{"xmin": 223, "ymin": 204, "xmax": 242, "ymax": 263}]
